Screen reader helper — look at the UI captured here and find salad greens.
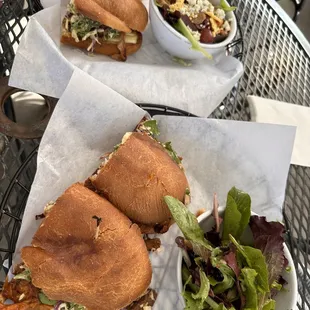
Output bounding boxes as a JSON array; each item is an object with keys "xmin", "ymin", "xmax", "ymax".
[
  {"xmin": 164, "ymin": 187, "xmax": 289, "ymax": 310},
  {"xmin": 222, "ymin": 187, "xmax": 251, "ymax": 242},
  {"xmin": 162, "ymin": 141, "xmax": 183, "ymax": 165}
]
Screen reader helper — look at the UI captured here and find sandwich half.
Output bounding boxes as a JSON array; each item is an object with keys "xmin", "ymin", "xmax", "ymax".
[
  {"xmin": 61, "ymin": 0, "xmax": 148, "ymax": 60},
  {"xmin": 89, "ymin": 126, "xmax": 190, "ymax": 234},
  {"xmin": 1, "ymin": 184, "xmax": 152, "ymax": 310}
]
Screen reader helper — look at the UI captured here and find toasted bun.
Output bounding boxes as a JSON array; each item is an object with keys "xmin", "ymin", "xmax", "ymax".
[
  {"xmin": 61, "ymin": 29, "xmax": 142, "ymax": 57},
  {"xmin": 91, "ymin": 133, "xmax": 189, "ymax": 226},
  {"xmin": 21, "ymin": 183, "xmax": 151, "ymax": 310},
  {"xmin": 74, "ymin": 0, "xmax": 148, "ymax": 33}
]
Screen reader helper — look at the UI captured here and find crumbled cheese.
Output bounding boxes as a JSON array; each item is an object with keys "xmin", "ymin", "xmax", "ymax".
[
  {"xmin": 214, "ymin": 8, "xmax": 226, "ymax": 20},
  {"xmin": 187, "ymin": 26, "xmax": 201, "ymax": 41},
  {"xmin": 169, "ymin": 0, "xmax": 185, "ymax": 12},
  {"xmin": 223, "ymin": 20, "xmax": 231, "ymax": 32},
  {"xmin": 180, "ymin": 0, "xmax": 214, "ymax": 17}
]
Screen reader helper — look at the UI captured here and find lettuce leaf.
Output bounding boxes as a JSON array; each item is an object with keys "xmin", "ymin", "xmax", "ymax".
[
  {"xmin": 38, "ymin": 292, "xmax": 57, "ymax": 306},
  {"xmin": 239, "ymin": 268, "xmax": 258, "ymax": 309},
  {"xmin": 164, "ymin": 196, "xmax": 213, "ymax": 250},
  {"xmin": 192, "ymin": 269, "xmax": 210, "ymax": 308},
  {"xmin": 162, "ymin": 142, "xmax": 182, "ymax": 165},
  {"xmin": 262, "ymin": 299, "xmax": 276, "ymax": 310},
  {"xmin": 230, "ymin": 235, "xmax": 269, "ymax": 293},
  {"xmin": 142, "ymin": 120, "xmax": 160, "ymax": 136},
  {"xmin": 222, "ymin": 187, "xmax": 251, "ymax": 241},
  {"xmin": 249, "ymin": 215, "xmax": 288, "ymax": 285},
  {"xmin": 13, "ymin": 267, "xmax": 31, "ymax": 281}
]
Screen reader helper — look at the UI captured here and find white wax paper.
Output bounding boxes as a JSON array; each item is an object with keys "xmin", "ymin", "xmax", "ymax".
[
  {"xmin": 14, "ymin": 69, "xmax": 295, "ymax": 309},
  {"xmin": 9, "ymin": 1, "xmax": 243, "ymax": 117}
]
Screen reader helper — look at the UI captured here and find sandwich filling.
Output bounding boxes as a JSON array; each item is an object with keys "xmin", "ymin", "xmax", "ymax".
[
  {"xmin": 63, "ymin": 0, "xmax": 139, "ymax": 53},
  {"xmin": 1, "ymin": 264, "xmax": 86, "ymax": 309}
]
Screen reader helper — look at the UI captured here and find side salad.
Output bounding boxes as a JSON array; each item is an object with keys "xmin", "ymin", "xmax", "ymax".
[
  {"xmin": 164, "ymin": 187, "xmax": 290, "ymax": 310},
  {"xmin": 155, "ymin": 0, "xmax": 236, "ymax": 58}
]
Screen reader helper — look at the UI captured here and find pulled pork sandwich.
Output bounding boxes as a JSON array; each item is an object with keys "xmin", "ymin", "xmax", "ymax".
[
  {"xmin": 61, "ymin": 0, "xmax": 148, "ymax": 60},
  {"xmin": 0, "ymin": 184, "xmax": 152, "ymax": 310},
  {"xmin": 88, "ymin": 120, "xmax": 190, "ymax": 234}
]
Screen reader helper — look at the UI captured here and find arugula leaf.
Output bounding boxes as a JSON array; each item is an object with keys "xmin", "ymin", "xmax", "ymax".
[
  {"xmin": 192, "ymin": 269, "xmax": 210, "ymax": 308},
  {"xmin": 239, "ymin": 268, "xmax": 258, "ymax": 309},
  {"xmin": 173, "ymin": 19, "xmax": 212, "ymax": 59},
  {"xmin": 143, "ymin": 120, "xmax": 160, "ymax": 136},
  {"xmin": 220, "ymin": 0, "xmax": 237, "ymax": 11},
  {"xmin": 262, "ymin": 299, "xmax": 276, "ymax": 310},
  {"xmin": 38, "ymin": 292, "xmax": 57, "ymax": 306},
  {"xmin": 164, "ymin": 196, "xmax": 213, "ymax": 250},
  {"xmin": 222, "ymin": 187, "xmax": 251, "ymax": 241},
  {"xmin": 249, "ymin": 215, "xmax": 287, "ymax": 285},
  {"xmin": 162, "ymin": 142, "xmax": 182, "ymax": 165},
  {"xmin": 230, "ymin": 235, "xmax": 269, "ymax": 293}
]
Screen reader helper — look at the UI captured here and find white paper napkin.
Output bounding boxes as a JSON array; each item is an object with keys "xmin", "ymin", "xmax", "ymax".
[
  {"xmin": 248, "ymin": 95, "xmax": 310, "ymax": 167},
  {"xmin": 9, "ymin": 1, "xmax": 243, "ymax": 117}
]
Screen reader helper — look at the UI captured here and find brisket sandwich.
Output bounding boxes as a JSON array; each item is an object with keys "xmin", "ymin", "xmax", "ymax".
[
  {"xmin": 0, "ymin": 184, "xmax": 152, "ymax": 310},
  {"xmin": 61, "ymin": 0, "xmax": 148, "ymax": 61},
  {"xmin": 88, "ymin": 120, "xmax": 190, "ymax": 234}
]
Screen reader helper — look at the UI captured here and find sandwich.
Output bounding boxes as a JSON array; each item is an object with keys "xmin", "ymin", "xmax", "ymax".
[
  {"xmin": 61, "ymin": 0, "xmax": 148, "ymax": 61},
  {"xmin": 88, "ymin": 120, "xmax": 190, "ymax": 234},
  {"xmin": 0, "ymin": 184, "xmax": 152, "ymax": 310}
]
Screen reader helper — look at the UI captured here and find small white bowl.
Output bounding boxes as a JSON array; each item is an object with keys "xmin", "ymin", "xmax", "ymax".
[
  {"xmin": 177, "ymin": 208, "xmax": 298, "ymax": 310},
  {"xmin": 149, "ymin": 0, "xmax": 237, "ymax": 59}
]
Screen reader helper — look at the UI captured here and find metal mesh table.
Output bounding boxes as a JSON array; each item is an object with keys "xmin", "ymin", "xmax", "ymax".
[{"xmin": 1, "ymin": 0, "xmax": 310, "ymax": 309}]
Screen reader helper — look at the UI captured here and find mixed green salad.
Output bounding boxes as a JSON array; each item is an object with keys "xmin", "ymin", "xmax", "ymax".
[{"xmin": 164, "ymin": 187, "xmax": 289, "ymax": 310}]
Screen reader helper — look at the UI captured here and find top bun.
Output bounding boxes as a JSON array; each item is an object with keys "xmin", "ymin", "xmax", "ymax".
[
  {"xmin": 91, "ymin": 133, "xmax": 189, "ymax": 227},
  {"xmin": 74, "ymin": 0, "xmax": 148, "ymax": 33}
]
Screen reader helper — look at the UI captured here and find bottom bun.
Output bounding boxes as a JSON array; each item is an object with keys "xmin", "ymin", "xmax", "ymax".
[{"xmin": 60, "ymin": 31, "xmax": 142, "ymax": 58}]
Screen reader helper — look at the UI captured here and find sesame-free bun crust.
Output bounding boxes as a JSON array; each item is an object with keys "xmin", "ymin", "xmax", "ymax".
[
  {"xmin": 74, "ymin": 0, "xmax": 148, "ymax": 33},
  {"xmin": 21, "ymin": 183, "xmax": 151, "ymax": 310},
  {"xmin": 61, "ymin": 29, "xmax": 142, "ymax": 56},
  {"xmin": 91, "ymin": 133, "xmax": 189, "ymax": 226}
]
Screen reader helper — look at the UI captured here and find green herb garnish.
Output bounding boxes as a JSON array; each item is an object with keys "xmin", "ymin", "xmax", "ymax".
[
  {"xmin": 143, "ymin": 120, "xmax": 160, "ymax": 136},
  {"xmin": 162, "ymin": 141, "xmax": 182, "ymax": 165},
  {"xmin": 39, "ymin": 292, "xmax": 57, "ymax": 306}
]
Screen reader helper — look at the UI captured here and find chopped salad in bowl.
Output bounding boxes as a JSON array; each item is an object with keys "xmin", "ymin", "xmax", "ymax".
[
  {"xmin": 164, "ymin": 187, "xmax": 297, "ymax": 310},
  {"xmin": 150, "ymin": 0, "xmax": 237, "ymax": 59}
]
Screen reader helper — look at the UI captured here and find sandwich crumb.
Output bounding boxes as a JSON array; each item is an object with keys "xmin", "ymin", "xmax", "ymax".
[
  {"xmin": 144, "ymin": 238, "xmax": 161, "ymax": 252},
  {"xmin": 196, "ymin": 208, "xmax": 206, "ymax": 218}
]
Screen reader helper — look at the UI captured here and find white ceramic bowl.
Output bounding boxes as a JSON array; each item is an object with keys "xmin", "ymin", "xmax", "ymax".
[
  {"xmin": 149, "ymin": 0, "xmax": 237, "ymax": 59},
  {"xmin": 177, "ymin": 208, "xmax": 298, "ymax": 310}
]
